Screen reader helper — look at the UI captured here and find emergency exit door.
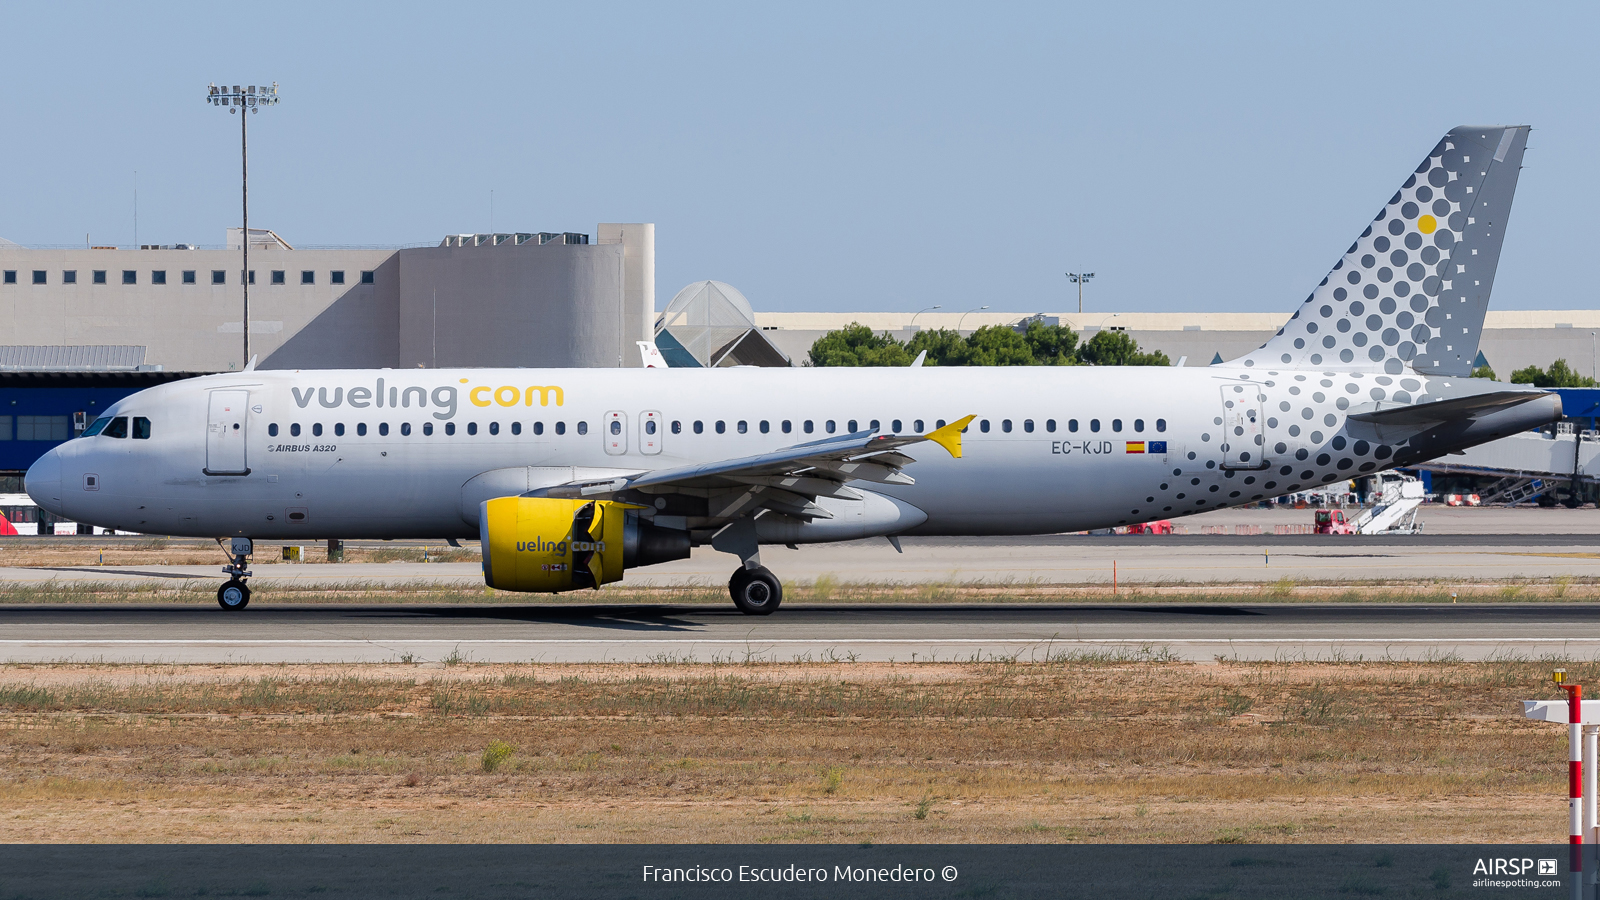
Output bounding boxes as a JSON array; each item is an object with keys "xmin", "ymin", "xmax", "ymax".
[{"xmin": 205, "ymin": 390, "xmax": 251, "ymax": 475}]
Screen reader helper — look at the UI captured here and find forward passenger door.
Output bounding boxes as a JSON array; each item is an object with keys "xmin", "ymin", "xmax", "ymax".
[{"xmin": 204, "ymin": 390, "xmax": 250, "ymax": 475}]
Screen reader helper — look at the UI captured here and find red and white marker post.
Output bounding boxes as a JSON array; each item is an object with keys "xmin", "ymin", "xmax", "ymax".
[{"xmin": 1569, "ymin": 683, "xmax": 1585, "ymax": 875}]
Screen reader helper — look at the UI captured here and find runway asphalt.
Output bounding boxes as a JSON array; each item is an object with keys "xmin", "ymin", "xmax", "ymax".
[{"xmin": 5, "ymin": 602, "xmax": 1600, "ymax": 664}]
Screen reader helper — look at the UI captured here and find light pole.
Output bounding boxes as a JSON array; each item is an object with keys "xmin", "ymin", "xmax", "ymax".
[
  {"xmin": 958, "ymin": 305, "xmax": 989, "ymax": 332},
  {"xmin": 1067, "ymin": 272, "xmax": 1096, "ymax": 314},
  {"xmin": 911, "ymin": 305, "xmax": 941, "ymax": 329},
  {"xmin": 207, "ymin": 82, "xmax": 280, "ymax": 369}
]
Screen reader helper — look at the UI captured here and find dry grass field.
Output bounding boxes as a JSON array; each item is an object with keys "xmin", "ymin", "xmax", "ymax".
[{"xmin": 0, "ymin": 658, "xmax": 1582, "ymax": 844}]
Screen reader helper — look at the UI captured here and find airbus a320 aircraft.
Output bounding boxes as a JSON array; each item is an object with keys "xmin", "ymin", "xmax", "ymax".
[{"xmin": 26, "ymin": 125, "xmax": 1559, "ymax": 614}]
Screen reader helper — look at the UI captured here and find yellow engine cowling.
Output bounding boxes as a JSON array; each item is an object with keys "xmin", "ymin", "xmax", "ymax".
[{"xmin": 479, "ymin": 496, "xmax": 690, "ymax": 592}]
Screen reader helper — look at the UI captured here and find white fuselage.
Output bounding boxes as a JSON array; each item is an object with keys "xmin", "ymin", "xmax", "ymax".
[{"xmin": 25, "ymin": 365, "xmax": 1554, "ymax": 544}]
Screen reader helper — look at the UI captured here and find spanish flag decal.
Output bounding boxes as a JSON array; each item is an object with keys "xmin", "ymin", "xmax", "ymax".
[{"xmin": 1125, "ymin": 441, "xmax": 1145, "ymax": 454}]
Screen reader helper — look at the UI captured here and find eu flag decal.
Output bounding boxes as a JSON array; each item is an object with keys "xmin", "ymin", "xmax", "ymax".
[
  {"xmin": 1148, "ymin": 440, "xmax": 1168, "ymax": 454},
  {"xmin": 1125, "ymin": 441, "xmax": 1145, "ymax": 454}
]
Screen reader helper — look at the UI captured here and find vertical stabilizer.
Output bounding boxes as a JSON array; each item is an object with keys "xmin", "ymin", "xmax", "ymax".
[{"xmin": 1232, "ymin": 126, "xmax": 1529, "ymax": 376}]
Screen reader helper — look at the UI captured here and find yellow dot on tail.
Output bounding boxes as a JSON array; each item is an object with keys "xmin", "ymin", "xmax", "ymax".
[{"xmin": 1417, "ymin": 214, "xmax": 1437, "ymax": 234}]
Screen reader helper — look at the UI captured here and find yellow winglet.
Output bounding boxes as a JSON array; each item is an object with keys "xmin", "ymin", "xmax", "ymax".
[{"xmin": 926, "ymin": 415, "xmax": 977, "ymax": 458}]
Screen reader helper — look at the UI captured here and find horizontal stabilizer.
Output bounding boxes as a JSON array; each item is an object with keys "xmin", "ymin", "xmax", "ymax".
[{"xmin": 1347, "ymin": 390, "xmax": 1546, "ymax": 427}]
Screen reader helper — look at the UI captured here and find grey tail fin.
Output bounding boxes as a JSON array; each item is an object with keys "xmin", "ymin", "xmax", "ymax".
[{"xmin": 1232, "ymin": 126, "xmax": 1529, "ymax": 376}]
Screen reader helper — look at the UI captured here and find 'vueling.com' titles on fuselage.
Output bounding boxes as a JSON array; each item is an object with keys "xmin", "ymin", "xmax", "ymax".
[{"xmin": 288, "ymin": 378, "xmax": 565, "ymax": 420}]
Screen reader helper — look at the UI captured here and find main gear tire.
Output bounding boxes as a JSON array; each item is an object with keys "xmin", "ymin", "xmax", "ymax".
[{"xmin": 729, "ymin": 566, "xmax": 781, "ymax": 615}]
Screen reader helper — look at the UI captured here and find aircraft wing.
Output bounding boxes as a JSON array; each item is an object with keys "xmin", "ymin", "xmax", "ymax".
[{"xmin": 536, "ymin": 415, "xmax": 975, "ymax": 521}]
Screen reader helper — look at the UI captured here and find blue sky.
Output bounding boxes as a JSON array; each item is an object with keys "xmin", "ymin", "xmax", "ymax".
[{"xmin": 1, "ymin": 2, "xmax": 1595, "ymax": 314}]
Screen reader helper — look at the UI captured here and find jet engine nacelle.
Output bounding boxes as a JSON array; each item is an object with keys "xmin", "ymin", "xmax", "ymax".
[{"xmin": 479, "ymin": 496, "xmax": 690, "ymax": 593}]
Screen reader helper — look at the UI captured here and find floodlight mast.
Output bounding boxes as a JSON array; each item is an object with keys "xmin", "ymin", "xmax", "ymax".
[{"xmin": 206, "ymin": 83, "xmax": 279, "ymax": 369}]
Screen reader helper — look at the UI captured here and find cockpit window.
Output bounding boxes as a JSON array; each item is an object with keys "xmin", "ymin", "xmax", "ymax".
[
  {"xmin": 80, "ymin": 417, "xmax": 109, "ymax": 437},
  {"xmin": 101, "ymin": 416, "xmax": 129, "ymax": 439},
  {"xmin": 132, "ymin": 417, "xmax": 151, "ymax": 439}
]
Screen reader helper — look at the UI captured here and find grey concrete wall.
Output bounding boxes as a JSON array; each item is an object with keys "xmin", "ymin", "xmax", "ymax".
[
  {"xmin": 0, "ymin": 248, "xmax": 397, "ymax": 372},
  {"xmin": 596, "ymin": 223, "xmax": 654, "ymax": 358},
  {"xmin": 396, "ymin": 241, "xmax": 628, "ymax": 369}
]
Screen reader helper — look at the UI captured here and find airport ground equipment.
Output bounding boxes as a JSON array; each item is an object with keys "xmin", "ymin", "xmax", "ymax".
[{"xmin": 1313, "ymin": 473, "xmax": 1424, "ymax": 535}]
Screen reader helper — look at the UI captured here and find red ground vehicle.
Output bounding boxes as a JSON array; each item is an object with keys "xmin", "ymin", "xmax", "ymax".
[
  {"xmin": 1127, "ymin": 520, "xmax": 1173, "ymax": 535},
  {"xmin": 1314, "ymin": 509, "xmax": 1356, "ymax": 535}
]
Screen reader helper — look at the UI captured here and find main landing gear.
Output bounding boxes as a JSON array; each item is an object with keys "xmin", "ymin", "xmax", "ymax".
[
  {"xmin": 729, "ymin": 565, "xmax": 782, "ymax": 615},
  {"xmin": 217, "ymin": 536, "xmax": 254, "ymax": 611}
]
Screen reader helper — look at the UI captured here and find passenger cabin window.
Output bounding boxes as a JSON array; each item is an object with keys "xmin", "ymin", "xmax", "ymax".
[
  {"xmin": 1134, "ymin": 419, "xmax": 1144, "ymax": 432},
  {"xmin": 423, "ymin": 422, "xmax": 434, "ymax": 436},
  {"xmin": 716, "ymin": 421, "xmax": 726, "ymax": 434},
  {"xmin": 610, "ymin": 420, "xmax": 621, "ymax": 435},
  {"xmin": 268, "ymin": 423, "xmax": 279, "ymax": 437},
  {"xmin": 1023, "ymin": 419, "xmax": 1033, "ymax": 433},
  {"xmin": 533, "ymin": 422, "xmax": 543, "ymax": 435},
  {"xmin": 1002, "ymin": 419, "xmax": 1012, "ymax": 433},
  {"xmin": 693, "ymin": 421, "xmax": 703, "ymax": 434},
  {"xmin": 576, "ymin": 422, "xmax": 587, "ymax": 435},
  {"xmin": 914, "ymin": 419, "xmax": 924, "ymax": 432},
  {"xmin": 290, "ymin": 424, "xmax": 301, "ymax": 437},
  {"xmin": 980, "ymin": 420, "xmax": 990, "ymax": 433},
  {"xmin": 1090, "ymin": 419, "xmax": 1100, "ymax": 433},
  {"xmin": 469, "ymin": 423, "xmax": 479, "ymax": 435},
  {"xmin": 803, "ymin": 420, "xmax": 814, "ymax": 433},
  {"xmin": 671, "ymin": 421, "xmax": 681, "ymax": 434},
  {"xmin": 825, "ymin": 420, "xmax": 836, "ymax": 434},
  {"xmin": 401, "ymin": 423, "xmax": 412, "ymax": 436},
  {"xmin": 645, "ymin": 419, "xmax": 656, "ymax": 435},
  {"xmin": 892, "ymin": 419, "xmax": 902, "ymax": 432},
  {"xmin": 334, "ymin": 423, "xmax": 344, "ymax": 437},
  {"xmin": 847, "ymin": 420, "xmax": 857, "ymax": 432},
  {"xmin": 782, "ymin": 420, "xmax": 792, "ymax": 433},
  {"xmin": 1156, "ymin": 418, "xmax": 1167, "ymax": 432},
  {"xmin": 446, "ymin": 422, "xmax": 457, "ymax": 435},
  {"xmin": 759, "ymin": 421, "xmax": 769, "ymax": 434},
  {"xmin": 102, "ymin": 417, "xmax": 129, "ymax": 439},
  {"xmin": 555, "ymin": 422, "xmax": 566, "ymax": 435},
  {"xmin": 357, "ymin": 423, "xmax": 367, "ymax": 436},
  {"xmin": 737, "ymin": 421, "xmax": 747, "ymax": 434},
  {"xmin": 1112, "ymin": 419, "xmax": 1122, "ymax": 432},
  {"xmin": 379, "ymin": 423, "xmax": 389, "ymax": 436},
  {"xmin": 1069, "ymin": 419, "xmax": 1079, "ymax": 432},
  {"xmin": 312, "ymin": 424, "xmax": 323, "ymax": 437},
  {"xmin": 870, "ymin": 419, "xmax": 879, "ymax": 431},
  {"xmin": 1046, "ymin": 419, "xmax": 1056, "ymax": 432}
]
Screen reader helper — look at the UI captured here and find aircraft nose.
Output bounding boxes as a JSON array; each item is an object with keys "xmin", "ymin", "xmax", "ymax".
[{"xmin": 25, "ymin": 447, "xmax": 63, "ymax": 516}]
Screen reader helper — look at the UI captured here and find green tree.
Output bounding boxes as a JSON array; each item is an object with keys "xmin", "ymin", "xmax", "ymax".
[
  {"xmin": 963, "ymin": 325, "xmax": 1035, "ymax": 366},
  {"xmin": 904, "ymin": 328, "xmax": 970, "ymax": 366},
  {"xmin": 1471, "ymin": 364, "xmax": 1497, "ymax": 380},
  {"xmin": 1020, "ymin": 321, "xmax": 1078, "ymax": 365},
  {"xmin": 1509, "ymin": 359, "xmax": 1596, "ymax": 388},
  {"xmin": 807, "ymin": 323, "xmax": 912, "ymax": 367},
  {"xmin": 1077, "ymin": 330, "xmax": 1171, "ymax": 367}
]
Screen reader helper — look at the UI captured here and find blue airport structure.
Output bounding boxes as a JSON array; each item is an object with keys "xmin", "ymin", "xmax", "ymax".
[{"xmin": 0, "ymin": 374, "xmax": 197, "ymax": 479}]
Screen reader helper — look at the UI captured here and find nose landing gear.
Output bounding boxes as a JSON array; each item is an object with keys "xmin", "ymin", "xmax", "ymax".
[{"xmin": 216, "ymin": 536, "xmax": 254, "ymax": 611}]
